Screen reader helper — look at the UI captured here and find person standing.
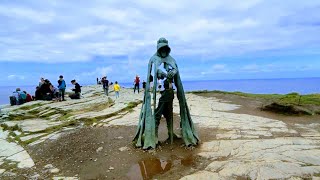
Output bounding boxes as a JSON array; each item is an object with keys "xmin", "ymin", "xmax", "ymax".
[
  {"xmin": 58, "ymin": 75, "xmax": 66, "ymax": 101},
  {"xmin": 142, "ymin": 80, "xmax": 146, "ymax": 91},
  {"xmin": 96, "ymin": 77, "xmax": 99, "ymax": 84},
  {"xmin": 114, "ymin": 81, "xmax": 121, "ymax": 99},
  {"xmin": 102, "ymin": 76, "xmax": 109, "ymax": 96},
  {"xmin": 134, "ymin": 75, "xmax": 140, "ymax": 93}
]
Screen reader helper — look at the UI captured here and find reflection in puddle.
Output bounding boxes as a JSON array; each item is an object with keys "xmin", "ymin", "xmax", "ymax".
[{"xmin": 127, "ymin": 156, "xmax": 193, "ymax": 180}]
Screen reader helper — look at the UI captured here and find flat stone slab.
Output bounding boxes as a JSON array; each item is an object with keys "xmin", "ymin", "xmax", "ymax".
[
  {"xmin": 4, "ymin": 119, "xmax": 63, "ymax": 133},
  {"xmin": 0, "ymin": 130, "xmax": 34, "ymax": 169},
  {"xmin": 6, "ymin": 150, "xmax": 35, "ymax": 168},
  {"xmin": 196, "ymin": 137, "xmax": 320, "ymax": 179},
  {"xmin": 20, "ymin": 133, "xmax": 47, "ymax": 142},
  {"xmin": 180, "ymin": 171, "xmax": 219, "ymax": 180}
]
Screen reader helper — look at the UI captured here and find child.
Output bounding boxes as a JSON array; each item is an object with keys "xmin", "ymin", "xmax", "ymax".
[
  {"xmin": 113, "ymin": 81, "xmax": 121, "ymax": 98},
  {"xmin": 58, "ymin": 75, "xmax": 66, "ymax": 101}
]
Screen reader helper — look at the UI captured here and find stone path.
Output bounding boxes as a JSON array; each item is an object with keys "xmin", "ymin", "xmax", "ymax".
[
  {"xmin": 110, "ymin": 93, "xmax": 320, "ymax": 179},
  {"xmin": 0, "ymin": 86, "xmax": 143, "ymax": 179},
  {"xmin": 0, "ymin": 85, "xmax": 319, "ymax": 179}
]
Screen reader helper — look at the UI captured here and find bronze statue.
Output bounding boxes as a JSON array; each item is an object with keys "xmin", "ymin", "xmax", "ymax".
[{"xmin": 133, "ymin": 38, "xmax": 199, "ymax": 149}]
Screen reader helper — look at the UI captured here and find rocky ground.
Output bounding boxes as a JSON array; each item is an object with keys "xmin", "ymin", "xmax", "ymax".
[{"xmin": 0, "ymin": 85, "xmax": 319, "ymax": 180}]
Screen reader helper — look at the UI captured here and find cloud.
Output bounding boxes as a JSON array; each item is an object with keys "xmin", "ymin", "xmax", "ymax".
[
  {"xmin": 0, "ymin": 0, "xmax": 320, "ymax": 63},
  {"xmin": 201, "ymin": 64, "xmax": 229, "ymax": 75},
  {"xmin": 7, "ymin": 75, "xmax": 25, "ymax": 80},
  {"xmin": 81, "ymin": 66, "xmax": 113, "ymax": 77},
  {"xmin": 0, "ymin": 5, "xmax": 54, "ymax": 23}
]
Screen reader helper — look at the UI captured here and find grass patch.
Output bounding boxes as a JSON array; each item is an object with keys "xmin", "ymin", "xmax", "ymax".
[
  {"xmin": 77, "ymin": 100, "xmax": 142, "ymax": 125},
  {"xmin": 18, "ymin": 103, "xmax": 42, "ymax": 111},
  {"xmin": 1, "ymin": 124, "xmax": 22, "ymax": 132},
  {"xmin": 7, "ymin": 113, "xmax": 37, "ymax": 121},
  {"xmin": 0, "ymin": 160, "xmax": 18, "ymax": 171},
  {"xmin": 26, "ymin": 119, "xmax": 77, "ymax": 138},
  {"xmin": 81, "ymin": 99, "xmax": 115, "ymax": 112},
  {"xmin": 191, "ymin": 90, "xmax": 320, "ymax": 106}
]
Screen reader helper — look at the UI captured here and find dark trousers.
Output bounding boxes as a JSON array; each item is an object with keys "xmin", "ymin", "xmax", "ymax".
[
  {"xmin": 155, "ymin": 101, "xmax": 174, "ymax": 143},
  {"xmin": 134, "ymin": 84, "xmax": 140, "ymax": 93},
  {"xmin": 59, "ymin": 89, "xmax": 65, "ymax": 100},
  {"xmin": 69, "ymin": 93, "xmax": 80, "ymax": 99}
]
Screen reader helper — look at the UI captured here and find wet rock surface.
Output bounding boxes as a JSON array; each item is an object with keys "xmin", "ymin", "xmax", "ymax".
[{"xmin": 0, "ymin": 85, "xmax": 319, "ymax": 179}]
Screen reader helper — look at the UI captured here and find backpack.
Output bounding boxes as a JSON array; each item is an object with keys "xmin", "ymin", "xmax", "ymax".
[{"xmin": 19, "ymin": 92, "xmax": 27, "ymax": 100}]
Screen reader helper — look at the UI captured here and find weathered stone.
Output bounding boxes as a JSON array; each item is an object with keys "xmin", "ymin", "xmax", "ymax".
[
  {"xmin": 52, "ymin": 177, "xmax": 78, "ymax": 180},
  {"xmin": 96, "ymin": 147, "xmax": 103, "ymax": 153},
  {"xmin": 44, "ymin": 164, "xmax": 54, "ymax": 169},
  {"xmin": 20, "ymin": 133, "xmax": 47, "ymax": 142},
  {"xmin": 180, "ymin": 171, "xmax": 219, "ymax": 180},
  {"xmin": 50, "ymin": 168, "xmax": 60, "ymax": 174},
  {"xmin": 4, "ymin": 119, "xmax": 63, "ymax": 133},
  {"xmin": 119, "ymin": 146, "xmax": 129, "ymax": 152}
]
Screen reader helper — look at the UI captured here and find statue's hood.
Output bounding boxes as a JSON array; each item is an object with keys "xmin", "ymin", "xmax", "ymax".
[{"xmin": 157, "ymin": 37, "xmax": 171, "ymax": 56}]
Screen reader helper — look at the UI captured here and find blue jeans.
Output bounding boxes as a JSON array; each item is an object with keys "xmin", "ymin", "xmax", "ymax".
[{"xmin": 115, "ymin": 91, "xmax": 119, "ymax": 98}]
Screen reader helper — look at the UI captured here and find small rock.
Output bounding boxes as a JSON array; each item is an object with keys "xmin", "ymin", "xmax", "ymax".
[
  {"xmin": 29, "ymin": 173, "xmax": 40, "ymax": 179},
  {"xmin": 94, "ymin": 159, "xmax": 97, "ymax": 162},
  {"xmin": 0, "ymin": 169, "xmax": 6, "ymax": 174},
  {"xmin": 2, "ymin": 115, "xmax": 9, "ymax": 119},
  {"xmin": 3, "ymin": 172, "xmax": 16, "ymax": 176},
  {"xmin": 119, "ymin": 146, "xmax": 129, "ymax": 152},
  {"xmin": 115, "ymin": 136, "xmax": 123, "ymax": 139},
  {"xmin": 13, "ymin": 131, "xmax": 21, "ymax": 136},
  {"xmin": 96, "ymin": 147, "xmax": 103, "ymax": 153},
  {"xmin": 50, "ymin": 168, "xmax": 60, "ymax": 174},
  {"xmin": 109, "ymin": 167, "xmax": 114, "ymax": 170},
  {"xmin": 44, "ymin": 164, "xmax": 54, "ymax": 169},
  {"xmin": 92, "ymin": 123, "xmax": 97, "ymax": 126}
]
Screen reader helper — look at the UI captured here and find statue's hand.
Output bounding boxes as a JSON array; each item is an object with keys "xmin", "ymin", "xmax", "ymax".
[
  {"xmin": 167, "ymin": 69, "xmax": 177, "ymax": 79},
  {"xmin": 157, "ymin": 69, "xmax": 167, "ymax": 80}
]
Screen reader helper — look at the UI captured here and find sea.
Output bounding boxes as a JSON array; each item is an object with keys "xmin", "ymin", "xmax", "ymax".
[{"xmin": 0, "ymin": 78, "xmax": 319, "ymax": 106}]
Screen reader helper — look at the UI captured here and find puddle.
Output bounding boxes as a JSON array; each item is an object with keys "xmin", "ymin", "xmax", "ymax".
[{"xmin": 127, "ymin": 156, "xmax": 194, "ymax": 180}]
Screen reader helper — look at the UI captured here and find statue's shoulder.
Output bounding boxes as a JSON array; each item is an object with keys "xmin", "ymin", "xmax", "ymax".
[{"xmin": 150, "ymin": 54, "xmax": 162, "ymax": 65}]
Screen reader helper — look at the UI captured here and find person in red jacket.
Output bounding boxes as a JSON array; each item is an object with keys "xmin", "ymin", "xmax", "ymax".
[{"xmin": 23, "ymin": 91, "xmax": 33, "ymax": 102}]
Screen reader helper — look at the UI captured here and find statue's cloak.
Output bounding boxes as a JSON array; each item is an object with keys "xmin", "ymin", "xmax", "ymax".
[{"xmin": 133, "ymin": 46, "xmax": 199, "ymax": 149}]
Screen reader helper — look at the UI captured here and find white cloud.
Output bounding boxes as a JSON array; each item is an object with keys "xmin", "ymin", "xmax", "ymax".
[
  {"xmin": 0, "ymin": 5, "xmax": 54, "ymax": 23},
  {"xmin": 81, "ymin": 66, "xmax": 113, "ymax": 77},
  {"xmin": 201, "ymin": 64, "xmax": 229, "ymax": 75},
  {"xmin": 0, "ymin": 0, "xmax": 320, "ymax": 63},
  {"xmin": 7, "ymin": 75, "xmax": 25, "ymax": 80}
]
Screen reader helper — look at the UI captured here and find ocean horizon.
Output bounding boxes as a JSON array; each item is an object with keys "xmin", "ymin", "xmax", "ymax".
[{"xmin": 0, "ymin": 77, "xmax": 319, "ymax": 106}]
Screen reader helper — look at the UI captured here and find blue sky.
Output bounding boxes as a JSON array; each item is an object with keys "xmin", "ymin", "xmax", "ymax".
[{"xmin": 0, "ymin": 0, "xmax": 320, "ymax": 86}]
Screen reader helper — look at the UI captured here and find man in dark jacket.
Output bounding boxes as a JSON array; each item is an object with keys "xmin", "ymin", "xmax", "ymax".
[
  {"xmin": 102, "ymin": 76, "xmax": 109, "ymax": 96},
  {"xmin": 69, "ymin": 80, "xmax": 81, "ymax": 99}
]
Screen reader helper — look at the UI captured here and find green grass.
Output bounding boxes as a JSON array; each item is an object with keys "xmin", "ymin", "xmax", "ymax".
[
  {"xmin": 191, "ymin": 90, "xmax": 320, "ymax": 106},
  {"xmin": 77, "ymin": 100, "xmax": 143, "ymax": 125},
  {"xmin": 1, "ymin": 124, "xmax": 22, "ymax": 132},
  {"xmin": 18, "ymin": 103, "xmax": 42, "ymax": 110}
]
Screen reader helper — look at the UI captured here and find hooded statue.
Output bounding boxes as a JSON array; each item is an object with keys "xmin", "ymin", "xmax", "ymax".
[{"xmin": 133, "ymin": 38, "xmax": 199, "ymax": 149}]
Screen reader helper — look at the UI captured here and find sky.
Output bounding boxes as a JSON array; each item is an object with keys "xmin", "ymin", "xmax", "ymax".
[{"xmin": 0, "ymin": 0, "xmax": 320, "ymax": 86}]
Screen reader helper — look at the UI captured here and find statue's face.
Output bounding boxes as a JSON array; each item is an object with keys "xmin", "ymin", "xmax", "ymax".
[{"xmin": 159, "ymin": 46, "xmax": 169, "ymax": 58}]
